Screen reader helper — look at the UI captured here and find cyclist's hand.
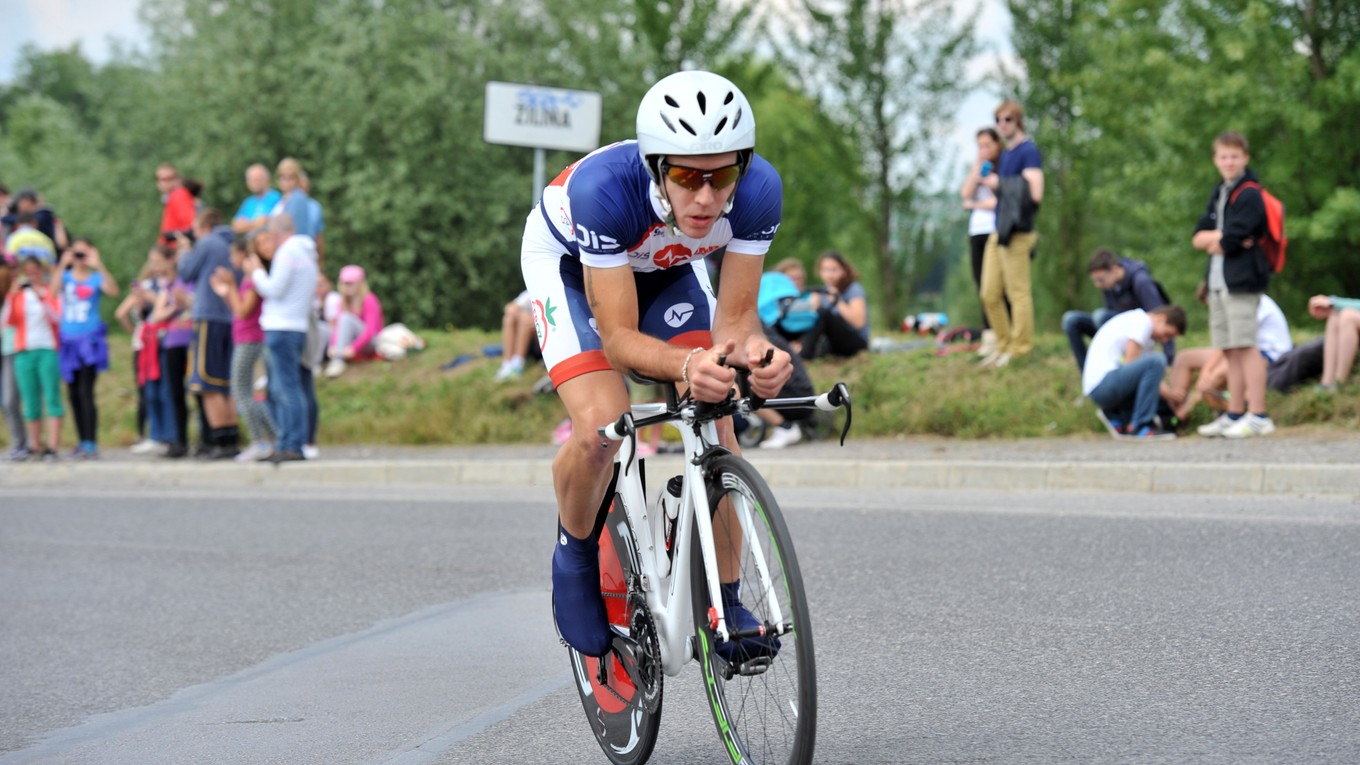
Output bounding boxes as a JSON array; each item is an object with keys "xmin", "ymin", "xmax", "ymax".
[
  {"xmin": 689, "ymin": 341, "xmax": 737, "ymax": 403},
  {"xmin": 744, "ymin": 336, "xmax": 792, "ymax": 399}
]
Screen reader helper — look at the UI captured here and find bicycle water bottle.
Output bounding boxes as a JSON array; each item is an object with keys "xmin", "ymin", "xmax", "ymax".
[{"xmin": 656, "ymin": 476, "xmax": 683, "ymax": 578}]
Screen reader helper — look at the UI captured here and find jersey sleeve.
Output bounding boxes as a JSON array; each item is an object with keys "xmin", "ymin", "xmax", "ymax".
[
  {"xmin": 726, "ymin": 155, "xmax": 782, "ymax": 255},
  {"xmin": 567, "ymin": 159, "xmax": 651, "ymax": 270}
]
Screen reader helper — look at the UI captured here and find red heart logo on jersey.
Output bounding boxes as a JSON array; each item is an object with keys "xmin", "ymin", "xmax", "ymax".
[{"xmin": 76, "ymin": 285, "xmax": 95, "ymax": 300}]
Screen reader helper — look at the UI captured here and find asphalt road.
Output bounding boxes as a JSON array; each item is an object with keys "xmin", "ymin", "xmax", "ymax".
[{"xmin": 2, "ymin": 482, "xmax": 1358, "ymax": 764}]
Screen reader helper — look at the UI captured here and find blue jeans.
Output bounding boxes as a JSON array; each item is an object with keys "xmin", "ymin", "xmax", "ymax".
[
  {"xmin": 144, "ymin": 349, "xmax": 179, "ymax": 444},
  {"xmin": 1088, "ymin": 353, "xmax": 1167, "ymax": 432},
  {"xmin": 265, "ymin": 331, "xmax": 307, "ymax": 453},
  {"xmin": 1063, "ymin": 308, "xmax": 1113, "ymax": 372}
]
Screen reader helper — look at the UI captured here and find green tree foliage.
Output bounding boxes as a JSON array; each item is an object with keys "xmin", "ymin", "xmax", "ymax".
[
  {"xmin": 776, "ymin": 0, "xmax": 980, "ymax": 323},
  {"xmin": 1005, "ymin": 0, "xmax": 1360, "ymax": 329}
]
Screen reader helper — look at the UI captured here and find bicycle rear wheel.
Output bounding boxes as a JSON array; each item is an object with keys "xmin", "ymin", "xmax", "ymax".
[
  {"xmin": 691, "ymin": 454, "xmax": 816, "ymax": 764},
  {"xmin": 567, "ymin": 495, "xmax": 662, "ymax": 765}
]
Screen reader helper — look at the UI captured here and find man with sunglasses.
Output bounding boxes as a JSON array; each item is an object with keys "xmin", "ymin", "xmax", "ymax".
[
  {"xmin": 977, "ymin": 100, "xmax": 1044, "ymax": 368},
  {"xmin": 520, "ymin": 70, "xmax": 793, "ymax": 660}
]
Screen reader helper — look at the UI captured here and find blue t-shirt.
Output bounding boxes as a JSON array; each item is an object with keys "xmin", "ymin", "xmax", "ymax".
[
  {"xmin": 234, "ymin": 190, "xmax": 281, "ymax": 223},
  {"xmin": 61, "ymin": 270, "xmax": 105, "ymax": 337},
  {"xmin": 998, "ymin": 139, "xmax": 1042, "ymax": 177},
  {"xmin": 273, "ymin": 191, "xmax": 322, "ymax": 238}
]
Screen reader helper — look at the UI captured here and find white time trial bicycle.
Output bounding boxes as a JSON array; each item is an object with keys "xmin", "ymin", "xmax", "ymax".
[{"xmin": 565, "ymin": 357, "xmax": 852, "ymax": 765}]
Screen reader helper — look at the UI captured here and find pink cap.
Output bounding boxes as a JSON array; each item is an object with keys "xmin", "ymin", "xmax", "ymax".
[{"xmin": 338, "ymin": 264, "xmax": 365, "ymax": 284}]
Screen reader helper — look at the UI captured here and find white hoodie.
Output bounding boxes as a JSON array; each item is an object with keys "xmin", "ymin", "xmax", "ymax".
[{"xmin": 252, "ymin": 235, "xmax": 319, "ymax": 333}]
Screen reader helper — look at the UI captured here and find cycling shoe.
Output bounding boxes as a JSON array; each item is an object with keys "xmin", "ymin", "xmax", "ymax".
[
  {"xmin": 715, "ymin": 580, "xmax": 781, "ymax": 664},
  {"xmin": 552, "ymin": 525, "xmax": 612, "ymax": 658}
]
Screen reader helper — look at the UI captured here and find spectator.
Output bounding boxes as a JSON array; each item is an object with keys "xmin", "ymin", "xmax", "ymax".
[
  {"xmin": 1161, "ymin": 293, "xmax": 1290, "ymax": 422},
  {"xmin": 299, "ymin": 171, "xmax": 326, "ymax": 270},
  {"xmin": 2, "ymin": 256, "xmax": 64, "ymax": 459},
  {"xmin": 1082, "ymin": 305, "xmax": 1187, "ymax": 440},
  {"xmin": 1062, "ymin": 248, "xmax": 1175, "ymax": 372},
  {"xmin": 246, "ymin": 213, "xmax": 319, "ymax": 463},
  {"xmin": 1192, "ymin": 131, "xmax": 1275, "ymax": 438},
  {"xmin": 156, "ymin": 164, "xmax": 198, "ymax": 246},
  {"xmin": 773, "ymin": 257, "xmax": 807, "ymax": 293},
  {"xmin": 114, "ymin": 258, "xmax": 156, "ymax": 453},
  {"xmin": 495, "ymin": 290, "xmax": 538, "ymax": 382},
  {"xmin": 324, "ymin": 264, "xmax": 383, "ymax": 378},
  {"xmin": 1, "ymin": 251, "xmax": 29, "ymax": 459},
  {"xmin": 5, "ymin": 210, "xmax": 58, "ymax": 267},
  {"xmin": 272, "ymin": 158, "xmax": 325, "ymax": 266},
  {"xmin": 961, "ymin": 126, "xmax": 1003, "ymax": 358},
  {"xmin": 1307, "ymin": 293, "xmax": 1360, "ymax": 392},
  {"xmin": 0, "ymin": 184, "xmax": 9, "ymax": 240},
  {"xmin": 210, "ymin": 234, "xmax": 277, "ymax": 462},
  {"xmin": 176, "ymin": 208, "xmax": 241, "ymax": 459},
  {"xmin": 795, "ymin": 250, "xmax": 870, "ymax": 360},
  {"xmin": 978, "ymin": 99, "xmax": 1044, "ymax": 368},
  {"xmin": 3, "ymin": 187, "xmax": 68, "ymax": 250},
  {"xmin": 232, "ymin": 164, "xmax": 281, "ymax": 235},
  {"xmin": 754, "ymin": 329, "xmax": 816, "ymax": 449},
  {"xmin": 54, "ymin": 238, "xmax": 120, "ymax": 458},
  {"xmin": 146, "ymin": 247, "xmax": 194, "ymax": 458}
]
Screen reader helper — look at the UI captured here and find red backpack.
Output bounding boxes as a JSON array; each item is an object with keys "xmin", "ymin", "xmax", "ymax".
[{"xmin": 1230, "ymin": 181, "xmax": 1287, "ymax": 273}]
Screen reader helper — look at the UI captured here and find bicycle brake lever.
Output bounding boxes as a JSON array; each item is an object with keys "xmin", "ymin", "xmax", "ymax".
[{"xmin": 833, "ymin": 382, "xmax": 852, "ymax": 446}]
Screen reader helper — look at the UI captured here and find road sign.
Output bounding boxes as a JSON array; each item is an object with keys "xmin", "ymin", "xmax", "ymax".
[{"xmin": 484, "ymin": 82, "xmax": 603, "ymax": 154}]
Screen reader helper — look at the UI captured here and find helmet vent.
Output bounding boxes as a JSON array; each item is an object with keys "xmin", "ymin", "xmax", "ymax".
[
  {"xmin": 732, "ymin": 108, "xmax": 743, "ymax": 129},
  {"xmin": 678, "ymin": 119, "xmax": 697, "ymax": 136},
  {"xmin": 715, "ymin": 116, "xmax": 728, "ymax": 134},
  {"xmin": 660, "ymin": 113, "xmax": 677, "ymax": 133},
  {"xmin": 697, "ymin": 92, "xmax": 707, "ymax": 114},
  {"xmin": 723, "ymin": 91, "xmax": 735, "ymax": 105},
  {"xmin": 664, "ymin": 95, "xmax": 680, "ymax": 108}
]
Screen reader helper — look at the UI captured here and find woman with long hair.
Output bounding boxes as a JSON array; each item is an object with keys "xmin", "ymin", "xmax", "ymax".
[{"xmin": 796, "ymin": 250, "xmax": 870, "ymax": 359}]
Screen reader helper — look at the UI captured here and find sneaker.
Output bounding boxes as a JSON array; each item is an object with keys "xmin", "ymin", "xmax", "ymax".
[
  {"xmin": 324, "ymin": 358, "xmax": 347, "ymax": 378},
  {"xmin": 235, "ymin": 443, "xmax": 274, "ymax": 463},
  {"xmin": 269, "ymin": 449, "xmax": 306, "ymax": 463},
  {"xmin": 163, "ymin": 443, "xmax": 189, "ymax": 459},
  {"xmin": 301, "ymin": 444, "xmax": 319, "ymax": 460},
  {"xmin": 976, "ymin": 329, "xmax": 998, "ymax": 358},
  {"xmin": 129, "ymin": 438, "xmax": 160, "ymax": 455},
  {"xmin": 1222, "ymin": 414, "xmax": 1276, "ymax": 439},
  {"xmin": 991, "ymin": 352, "xmax": 1012, "ymax": 368},
  {"xmin": 40, "ymin": 449, "xmax": 59, "ymax": 462},
  {"xmin": 1197, "ymin": 413, "xmax": 1236, "ymax": 438},
  {"xmin": 759, "ymin": 423, "xmax": 803, "ymax": 450},
  {"xmin": 1131, "ymin": 424, "xmax": 1176, "ymax": 441},
  {"xmin": 1095, "ymin": 410, "xmax": 1127, "ymax": 439},
  {"xmin": 7, "ymin": 446, "xmax": 30, "ymax": 462},
  {"xmin": 494, "ymin": 358, "xmax": 525, "ymax": 382},
  {"xmin": 715, "ymin": 582, "xmax": 781, "ymax": 664},
  {"xmin": 976, "ymin": 351, "xmax": 1002, "ymax": 368}
]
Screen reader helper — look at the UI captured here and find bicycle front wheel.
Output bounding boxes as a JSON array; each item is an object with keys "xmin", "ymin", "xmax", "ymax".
[{"xmin": 691, "ymin": 454, "xmax": 816, "ymax": 765}]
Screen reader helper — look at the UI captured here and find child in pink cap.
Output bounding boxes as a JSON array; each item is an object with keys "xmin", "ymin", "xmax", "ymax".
[{"xmin": 325, "ymin": 264, "xmax": 383, "ymax": 378}]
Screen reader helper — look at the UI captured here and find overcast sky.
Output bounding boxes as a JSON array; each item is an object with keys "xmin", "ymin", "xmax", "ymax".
[{"xmin": 3, "ymin": 0, "xmax": 1014, "ymax": 179}]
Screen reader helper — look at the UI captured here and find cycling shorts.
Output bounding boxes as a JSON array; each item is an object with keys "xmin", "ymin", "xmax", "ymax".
[{"xmin": 520, "ymin": 209, "xmax": 717, "ymax": 388}]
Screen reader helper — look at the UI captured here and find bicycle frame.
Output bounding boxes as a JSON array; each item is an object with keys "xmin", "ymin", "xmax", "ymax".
[{"xmin": 599, "ymin": 381, "xmax": 851, "ymax": 678}]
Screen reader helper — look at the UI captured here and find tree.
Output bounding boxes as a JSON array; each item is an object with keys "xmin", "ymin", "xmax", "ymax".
[{"xmin": 773, "ymin": 0, "xmax": 981, "ymax": 324}]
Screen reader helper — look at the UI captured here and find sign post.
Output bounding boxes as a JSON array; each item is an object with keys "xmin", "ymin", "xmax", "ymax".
[{"xmin": 484, "ymin": 82, "xmax": 603, "ymax": 204}]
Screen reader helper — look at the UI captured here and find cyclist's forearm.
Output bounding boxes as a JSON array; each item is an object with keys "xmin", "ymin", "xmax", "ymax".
[{"xmin": 601, "ymin": 328, "xmax": 693, "ymax": 382}]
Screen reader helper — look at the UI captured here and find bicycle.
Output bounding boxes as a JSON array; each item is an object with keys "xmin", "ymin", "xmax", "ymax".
[{"xmin": 564, "ymin": 359, "xmax": 852, "ymax": 765}]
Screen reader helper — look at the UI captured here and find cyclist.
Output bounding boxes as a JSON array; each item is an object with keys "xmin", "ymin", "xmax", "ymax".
[{"xmin": 521, "ymin": 70, "xmax": 793, "ymax": 659}]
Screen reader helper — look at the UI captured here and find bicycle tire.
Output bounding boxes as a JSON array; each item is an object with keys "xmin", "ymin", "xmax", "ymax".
[
  {"xmin": 691, "ymin": 454, "xmax": 816, "ymax": 764},
  {"xmin": 567, "ymin": 495, "xmax": 663, "ymax": 765}
]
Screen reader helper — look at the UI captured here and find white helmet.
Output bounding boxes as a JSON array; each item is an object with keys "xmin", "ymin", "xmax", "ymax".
[{"xmin": 636, "ymin": 70, "xmax": 756, "ymax": 184}]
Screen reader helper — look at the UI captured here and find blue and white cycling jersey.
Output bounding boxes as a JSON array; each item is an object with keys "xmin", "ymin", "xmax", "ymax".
[{"xmin": 537, "ymin": 141, "xmax": 782, "ymax": 271}]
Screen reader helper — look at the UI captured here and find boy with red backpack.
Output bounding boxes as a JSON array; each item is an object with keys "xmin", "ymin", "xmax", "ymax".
[{"xmin": 1191, "ymin": 131, "xmax": 1277, "ymax": 438}]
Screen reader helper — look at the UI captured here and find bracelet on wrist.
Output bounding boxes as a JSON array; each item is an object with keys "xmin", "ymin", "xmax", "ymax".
[{"xmin": 680, "ymin": 347, "xmax": 703, "ymax": 386}]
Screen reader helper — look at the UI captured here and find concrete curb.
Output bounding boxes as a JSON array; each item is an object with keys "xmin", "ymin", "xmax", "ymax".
[{"xmin": 2, "ymin": 457, "xmax": 1355, "ymax": 498}]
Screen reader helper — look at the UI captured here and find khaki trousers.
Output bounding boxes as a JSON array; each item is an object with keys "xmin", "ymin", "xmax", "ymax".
[{"xmin": 979, "ymin": 231, "xmax": 1038, "ymax": 356}]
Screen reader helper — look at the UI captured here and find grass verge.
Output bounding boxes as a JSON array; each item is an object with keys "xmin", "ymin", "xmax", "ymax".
[{"xmin": 57, "ymin": 328, "xmax": 1360, "ymax": 450}]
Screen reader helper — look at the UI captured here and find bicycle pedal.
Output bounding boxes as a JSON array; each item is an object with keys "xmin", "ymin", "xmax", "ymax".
[{"xmin": 721, "ymin": 656, "xmax": 773, "ymax": 680}]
